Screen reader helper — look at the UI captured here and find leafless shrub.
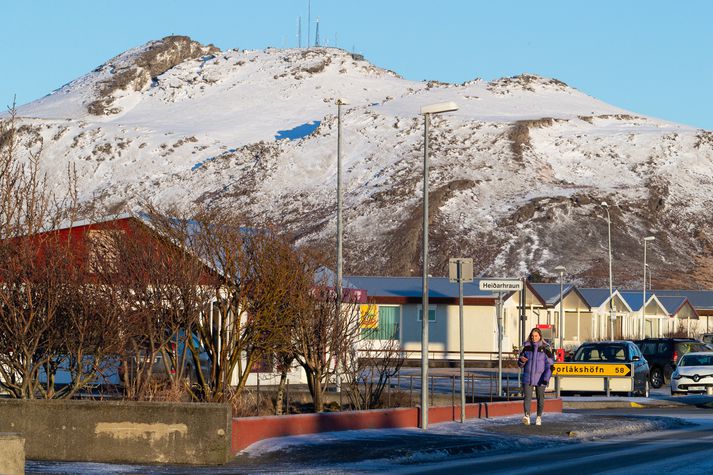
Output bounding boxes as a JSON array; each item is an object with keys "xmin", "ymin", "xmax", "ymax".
[
  {"xmin": 92, "ymin": 214, "xmax": 214, "ymax": 401},
  {"xmin": 0, "ymin": 101, "xmax": 87, "ymax": 399},
  {"xmin": 291, "ymin": 271, "xmax": 363, "ymax": 412},
  {"xmin": 663, "ymin": 320, "xmax": 691, "ymax": 338},
  {"xmin": 342, "ymin": 334, "xmax": 405, "ymax": 410}
]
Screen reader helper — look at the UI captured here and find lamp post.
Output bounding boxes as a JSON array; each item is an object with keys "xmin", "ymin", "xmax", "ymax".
[
  {"xmin": 641, "ymin": 236, "xmax": 655, "ymax": 338},
  {"xmin": 646, "ymin": 263, "xmax": 652, "ymax": 290},
  {"xmin": 336, "ymin": 99, "xmax": 349, "ymax": 301},
  {"xmin": 554, "ymin": 266, "xmax": 566, "ymax": 398},
  {"xmin": 419, "ymin": 101, "xmax": 458, "ymax": 430},
  {"xmin": 601, "ymin": 202, "xmax": 615, "ymax": 339},
  {"xmin": 554, "ymin": 266, "xmax": 566, "ymax": 350}
]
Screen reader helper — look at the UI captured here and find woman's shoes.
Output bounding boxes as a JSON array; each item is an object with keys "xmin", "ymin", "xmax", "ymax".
[
  {"xmin": 535, "ymin": 416, "xmax": 542, "ymax": 426},
  {"xmin": 522, "ymin": 415, "xmax": 530, "ymax": 425}
]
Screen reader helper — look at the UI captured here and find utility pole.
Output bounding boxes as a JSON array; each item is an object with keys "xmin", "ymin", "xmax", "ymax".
[
  {"xmin": 449, "ymin": 258, "xmax": 473, "ymax": 423},
  {"xmin": 520, "ymin": 276, "xmax": 527, "ymax": 345}
]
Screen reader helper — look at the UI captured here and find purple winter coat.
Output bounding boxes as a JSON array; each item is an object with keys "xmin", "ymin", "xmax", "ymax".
[{"xmin": 518, "ymin": 340, "xmax": 554, "ymax": 386}]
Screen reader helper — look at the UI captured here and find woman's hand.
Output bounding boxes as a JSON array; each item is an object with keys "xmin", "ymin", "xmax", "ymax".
[{"xmin": 519, "ymin": 356, "xmax": 528, "ymax": 363}]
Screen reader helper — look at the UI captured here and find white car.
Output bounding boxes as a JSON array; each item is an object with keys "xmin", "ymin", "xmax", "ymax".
[{"xmin": 670, "ymin": 352, "xmax": 713, "ymax": 395}]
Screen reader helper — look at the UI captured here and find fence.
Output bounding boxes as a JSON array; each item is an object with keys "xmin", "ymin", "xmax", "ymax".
[
  {"xmin": 246, "ymin": 369, "xmax": 526, "ymax": 417},
  {"xmin": 358, "ymin": 348, "xmax": 520, "ymax": 366}
]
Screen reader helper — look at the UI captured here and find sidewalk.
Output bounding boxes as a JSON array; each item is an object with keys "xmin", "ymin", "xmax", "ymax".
[
  {"xmin": 227, "ymin": 412, "xmax": 684, "ymax": 473},
  {"xmin": 563, "ymin": 393, "xmax": 713, "ymax": 409}
]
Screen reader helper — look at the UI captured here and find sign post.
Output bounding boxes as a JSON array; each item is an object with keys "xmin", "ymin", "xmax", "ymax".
[
  {"xmin": 552, "ymin": 363, "xmax": 632, "ymax": 377},
  {"xmin": 479, "ymin": 279, "xmax": 523, "ymax": 398},
  {"xmin": 553, "ymin": 363, "xmax": 634, "ymax": 397},
  {"xmin": 449, "ymin": 258, "xmax": 473, "ymax": 422}
]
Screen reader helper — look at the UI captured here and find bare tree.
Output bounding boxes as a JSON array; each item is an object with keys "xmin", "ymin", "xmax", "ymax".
[
  {"xmin": 0, "ymin": 101, "xmax": 82, "ymax": 398},
  {"xmin": 133, "ymin": 207, "xmax": 305, "ymax": 404},
  {"xmin": 342, "ymin": 332, "xmax": 405, "ymax": 410},
  {"xmin": 0, "ymin": 238, "xmax": 68, "ymax": 398},
  {"xmin": 291, "ymin": 271, "xmax": 362, "ymax": 412},
  {"xmin": 273, "ymin": 353, "xmax": 296, "ymax": 415},
  {"xmin": 92, "ymin": 216, "xmax": 214, "ymax": 401}
]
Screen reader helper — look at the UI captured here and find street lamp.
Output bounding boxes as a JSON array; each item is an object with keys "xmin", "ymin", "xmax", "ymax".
[
  {"xmin": 646, "ymin": 263, "xmax": 652, "ymax": 290},
  {"xmin": 419, "ymin": 101, "xmax": 458, "ymax": 430},
  {"xmin": 554, "ymin": 266, "xmax": 566, "ymax": 349},
  {"xmin": 601, "ymin": 202, "xmax": 615, "ymax": 339},
  {"xmin": 336, "ymin": 98, "xmax": 349, "ymax": 301},
  {"xmin": 554, "ymin": 265, "xmax": 566, "ymax": 398},
  {"xmin": 641, "ymin": 236, "xmax": 655, "ymax": 338}
]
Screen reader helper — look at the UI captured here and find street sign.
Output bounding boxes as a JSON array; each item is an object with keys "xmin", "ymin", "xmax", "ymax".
[
  {"xmin": 359, "ymin": 304, "xmax": 378, "ymax": 329},
  {"xmin": 553, "ymin": 363, "xmax": 632, "ymax": 378},
  {"xmin": 479, "ymin": 279, "xmax": 523, "ymax": 292},
  {"xmin": 448, "ymin": 258, "xmax": 473, "ymax": 283}
]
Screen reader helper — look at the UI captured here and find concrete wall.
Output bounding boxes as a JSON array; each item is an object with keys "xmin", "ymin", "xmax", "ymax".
[
  {"xmin": 0, "ymin": 433, "xmax": 24, "ymax": 475},
  {"xmin": 232, "ymin": 398, "xmax": 563, "ymax": 453},
  {"xmin": 0, "ymin": 399, "xmax": 231, "ymax": 465}
]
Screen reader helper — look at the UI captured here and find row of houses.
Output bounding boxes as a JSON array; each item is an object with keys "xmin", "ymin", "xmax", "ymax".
[
  {"xmin": 6, "ymin": 214, "xmax": 711, "ymax": 383},
  {"xmin": 348, "ymin": 276, "xmax": 712, "ymax": 364}
]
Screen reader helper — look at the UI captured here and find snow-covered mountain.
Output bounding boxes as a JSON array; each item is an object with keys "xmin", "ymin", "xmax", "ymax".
[{"xmin": 8, "ymin": 36, "xmax": 713, "ymax": 288}]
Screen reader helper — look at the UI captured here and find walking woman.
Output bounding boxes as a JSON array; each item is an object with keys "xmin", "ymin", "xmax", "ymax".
[{"xmin": 518, "ymin": 328, "xmax": 554, "ymax": 425}]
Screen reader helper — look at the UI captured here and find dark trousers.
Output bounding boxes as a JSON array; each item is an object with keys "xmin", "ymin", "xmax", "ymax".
[{"xmin": 523, "ymin": 384, "xmax": 545, "ymax": 417}]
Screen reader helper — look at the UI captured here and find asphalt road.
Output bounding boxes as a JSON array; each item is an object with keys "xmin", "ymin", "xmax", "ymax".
[{"xmin": 399, "ymin": 408, "xmax": 713, "ymax": 474}]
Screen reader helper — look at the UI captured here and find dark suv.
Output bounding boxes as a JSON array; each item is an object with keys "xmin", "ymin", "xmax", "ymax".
[{"xmin": 634, "ymin": 338, "xmax": 711, "ymax": 388}]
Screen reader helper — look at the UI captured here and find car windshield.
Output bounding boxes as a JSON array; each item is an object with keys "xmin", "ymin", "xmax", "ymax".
[
  {"xmin": 676, "ymin": 342, "xmax": 709, "ymax": 354},
  {"xmin": 574, "ymin": 344, "xmax": 628, "ymax": 362},
  {"xmin": 679, "ymin": 354, "xmax": 713, "ymax": 367}
]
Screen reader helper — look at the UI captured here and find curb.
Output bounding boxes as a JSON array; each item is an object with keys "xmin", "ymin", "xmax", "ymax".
[{"xmin": 563, "ymin": 399, "xmax": 687, "ymax": 410}]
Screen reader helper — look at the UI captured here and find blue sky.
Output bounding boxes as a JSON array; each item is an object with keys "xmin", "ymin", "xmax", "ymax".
[{"xmin": 3, "ymin": 0, "xmax": 711, "ymax": 129}]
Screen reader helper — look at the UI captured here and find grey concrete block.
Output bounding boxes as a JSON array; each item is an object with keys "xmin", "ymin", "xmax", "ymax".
[
  {"xmin": 0, "ymin": 433, "xmax": 25, "ymax": 475},
  {"xmin": 0, "ymin": 400, "xmax": 231, "ymax": 465}
]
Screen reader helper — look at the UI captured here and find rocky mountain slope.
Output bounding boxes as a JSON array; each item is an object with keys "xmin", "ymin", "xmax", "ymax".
[{"xmin": 8, "ymin": 36, "xmax": 713, "ymax": 288}]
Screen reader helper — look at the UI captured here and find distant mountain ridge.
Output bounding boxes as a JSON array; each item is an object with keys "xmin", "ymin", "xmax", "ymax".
[{"xmin": 8, "ymin": 35, "xmax": 713, "ymax": 289}]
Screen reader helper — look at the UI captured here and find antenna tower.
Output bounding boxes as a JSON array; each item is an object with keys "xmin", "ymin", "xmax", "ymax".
[
  {"xmin": 307, "ymin": 0, "xmax": 311, "ymax": 48},
  {"xmin": 297, "ymin": 16, "xmax": 302, "ymax": 48},
  {"xmin": 315, "ymin": 18, "xmax": 320, "ymax": 47}
]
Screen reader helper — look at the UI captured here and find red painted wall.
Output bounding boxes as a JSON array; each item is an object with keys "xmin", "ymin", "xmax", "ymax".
[{"xmin": 232, "ymin": 399, "xmax": 563, "ymax": 453}]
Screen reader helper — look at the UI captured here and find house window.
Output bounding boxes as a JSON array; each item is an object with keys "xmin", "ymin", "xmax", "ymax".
[
  {"xmin": 361, "ymin": 305, "xmax": 400, "ymax": 340},
  {"xmin": 417, "ymin": 305, "xmax": 436, "ymax": 322}
]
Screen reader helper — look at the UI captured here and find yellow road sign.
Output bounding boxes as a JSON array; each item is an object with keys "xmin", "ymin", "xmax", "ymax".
[
  {"xmin": 359, "ymin": 304, "xmax": 379, "ymax": 329},
  {"xmin": 553, "ymin": 363, "xmax": 632, "ymax": 378}
]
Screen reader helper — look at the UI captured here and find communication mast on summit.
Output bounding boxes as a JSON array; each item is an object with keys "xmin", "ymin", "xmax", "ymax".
[
  {"xmin": 315, "ymin": 18, "xmax": 320, "ymax": 47},
  {"xmin": 297, "ymin": 16, "xmax": 302, "ymax": 48}
]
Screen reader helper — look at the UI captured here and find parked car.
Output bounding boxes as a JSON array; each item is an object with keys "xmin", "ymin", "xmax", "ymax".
[
  {"xmin": 119, "ymin": 331, "xmax": 212, "ymax": 387},
  {"xmin": 633, "ymin": 338, "xmax": 710, "ymax": 388},
  {"xmin": 569, "ymin": 340, "xmax": 650, "ymax": 397},
  {"xmin": 37, "ymin": 355, "xmax": 122, "ymax": 396},
  {"xmin": 670, "ymin": 352, "xmax": 713, "ymax": 395}
]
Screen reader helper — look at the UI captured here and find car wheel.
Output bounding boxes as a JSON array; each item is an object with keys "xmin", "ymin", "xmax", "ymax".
[{"xmin": 650, "ymin": 367, "xmax": 664, "ymax": 388}]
